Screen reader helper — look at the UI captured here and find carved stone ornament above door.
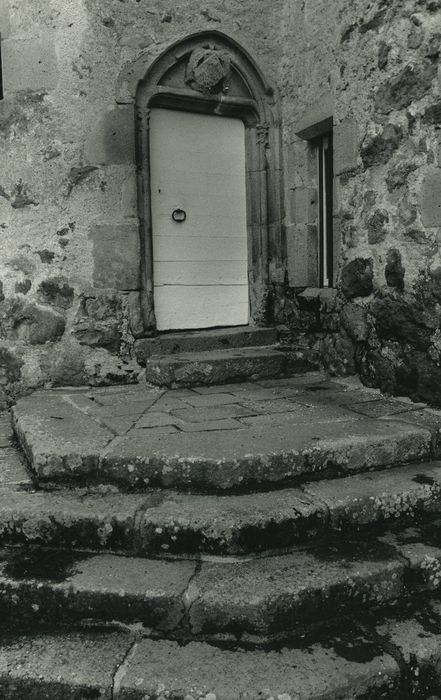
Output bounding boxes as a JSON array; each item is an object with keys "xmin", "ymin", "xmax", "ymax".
[{"xmin": 185, "ymin": 46, "xmax": 231, "ymax": 94}]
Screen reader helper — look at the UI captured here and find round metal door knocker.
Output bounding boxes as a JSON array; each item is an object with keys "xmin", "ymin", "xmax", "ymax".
[{"xmin": 172, "ymin": 208, "xmax": 187, "ymax": 223}]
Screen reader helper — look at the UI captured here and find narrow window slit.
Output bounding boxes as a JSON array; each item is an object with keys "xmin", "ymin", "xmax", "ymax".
[
  {"xmin": 318, "ymin": 133, "xmax": 334, "ymax": 288},
  {"xmin": 0, "ymin": 33, "xmax": 3, "ymax": 100}
]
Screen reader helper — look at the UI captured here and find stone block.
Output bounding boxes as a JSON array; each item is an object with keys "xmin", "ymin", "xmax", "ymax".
[
  {"xmin": 334, "ymin": 119, "xmax": 359, "ymax": 175},
  {"xmin": 292, "ymin": 187, "xmax": 309, "ymax": 223},
  {"xmin": 286, "ymin": 223, "xmax": 319, "ymax": 287},
  {"xmin": 340, "ymin": 258, "xmax": 373, "ymax": 299},
  {"xmin": 421, "ymin": 168, "xmax": 441, "ymax": 227},
  {"xmin": 0, "ymin": 4, "xmax": 11, "ymax": 39},
  {"xmin": 89, "ymin": 223, "xmax": 140, "ymax": 291},
  {"xmin": 2, "ymin": 35, "xmax": 58, "ymax": 92},
  {"xmin": 84, "ymin": 106, "xmax": 136, "ymax": 165},
  {"xmin": 375, "ymin": 60, "xmax": 437, "ymax": 113},
  {"xmin": 295, "ymin": 93, "xmax": 334, "ymax": 140}
]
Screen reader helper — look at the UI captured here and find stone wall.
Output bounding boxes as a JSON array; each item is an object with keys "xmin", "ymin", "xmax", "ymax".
[
  {"xmin": 3, "ymin": 0, "xmax": 441, "ymax": 406},
  {"xmin": 280, "ymin": 0, "xmax": 441, "ymax": 405},
  {"xmin": 0, "ymin": 0, "xmax": 284, "ymax": 403}
]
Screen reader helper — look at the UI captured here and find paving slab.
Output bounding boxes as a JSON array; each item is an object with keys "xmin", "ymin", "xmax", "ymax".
[
  {"xmin": 0, "ymin": 628, "xmax": 132, "ymax": 699},
  {"xmin": 385, "ymin": 407, "xmax": 441, "ymax": 457},
  {"xmin": 13, "ymin": 395, "xmax": 114, "ymax": 481},
  {"xmin": 239, "ymin": 402, "xmax": 358, "ymax": 426},
  {"xmin": 348, "ymin": 398, "xmax": 421, "ymax": 418},
  {"xmin": 117, "ymin": 636, "xmax": 400, "ymax": 700},
  {"xmin": 11, "ymin": 378, "xmax": 440, "ymax": 493}
]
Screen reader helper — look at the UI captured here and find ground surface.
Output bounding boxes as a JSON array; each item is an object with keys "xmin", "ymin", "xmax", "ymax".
[{"xmin": 12, "ymin": 372, "xmax": 439, "ymax": 490}]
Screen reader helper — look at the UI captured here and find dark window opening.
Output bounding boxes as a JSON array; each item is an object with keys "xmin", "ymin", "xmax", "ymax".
[{"xmin": 318, "ymin": 133, "xmax": 334, "ymax": 287}]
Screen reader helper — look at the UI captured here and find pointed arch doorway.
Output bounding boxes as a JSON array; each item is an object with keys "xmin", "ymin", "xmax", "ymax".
[{"xmin": 135, "ymin": 31, "xmax": 283, "ymax": 333}]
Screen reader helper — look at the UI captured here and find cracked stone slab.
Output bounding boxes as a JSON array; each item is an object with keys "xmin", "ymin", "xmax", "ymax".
[
  {"xmin": 0, "ymin": 535, "xmax": 433, "ymax": 641},
  {"xmin": 117, "ymin": 635, "xmax": 400, "ymax": 699},
  {"xmin": 0, "ymin": 628, "xmax": 133, "ymax": 699},
  {"xmin": 380, "ymin": 520, "xmax": 441, "ymax": 593},
  {"xmin": 0, "ymin": 549, "xmax": 196, "ymax": 632},
  {"xmin": 187, "ymin": 540, "xmax": 405, "ymax": 638}
]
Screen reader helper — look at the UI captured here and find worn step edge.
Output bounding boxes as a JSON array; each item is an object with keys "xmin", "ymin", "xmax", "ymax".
[
  {"xmin": 144, "ymin": 345, "xmax": 318, "ymax": 387},
  {"xmin": 3, "ymin": 519, "xmax": 441, "ymax": 643},
  {"xmin": 12, "ymin": 399, "xmax": 433, "ymax": 492},
  {"xmin": 2, "ymin": 460, "xmax": 441, "ymax": 556},
  {"xmin": 6, "ymin": 599, "xmax": 441, "ymax": 700},
  {"xmin": 135, "ymin": 326, "xmax": 280, "ymax": 364},
  {"xmin": 0, "ymin": 622, "xmax": 403, "ymax": 700}
]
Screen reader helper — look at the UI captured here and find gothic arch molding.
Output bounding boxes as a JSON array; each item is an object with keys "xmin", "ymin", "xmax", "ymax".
[{"xmin": 134, "ymin": 31, "xmax": 284, "ymax": 331}]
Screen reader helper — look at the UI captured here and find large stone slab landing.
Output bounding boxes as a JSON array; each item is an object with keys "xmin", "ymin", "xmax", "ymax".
[{"xmin": 12, "ymin": 373, "xmax": 440, "ymax": 491}]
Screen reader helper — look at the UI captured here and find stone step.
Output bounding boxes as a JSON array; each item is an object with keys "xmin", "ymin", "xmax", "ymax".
[
  {"xmin": 0, "ymin": 623, "xmax": 398, "ymax": 699},
  {"xmin": 4, "ymin": 521, "xmax": 441, "ymax": 644},
  {"xmin": 4, "ymin": 600, "xmax": 441, "ymax": 699},
  {"xmin": 134, "ymin": 325, "xmax": 279, "ymax": 363},
  {"xmin": 144, "ymin": 344, "xmax": 318, "ymax": 387},
  {"xmin": 12, "ymin": 377, "xmax": 438, "ymax": 491},
  {"xmin": 2, "ymin": 460, "xmax": 441, "ymax": 557}
]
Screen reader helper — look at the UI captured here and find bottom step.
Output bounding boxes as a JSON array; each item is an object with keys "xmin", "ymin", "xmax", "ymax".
[{"xmin": 3, "ymin": 603, "xmax": 441, "ymax": 699}]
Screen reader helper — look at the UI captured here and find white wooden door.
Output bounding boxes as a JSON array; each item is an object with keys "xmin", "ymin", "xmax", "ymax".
[{"xmin": 150, "ymin": 108, "xmax": 249, "ymax": 331}]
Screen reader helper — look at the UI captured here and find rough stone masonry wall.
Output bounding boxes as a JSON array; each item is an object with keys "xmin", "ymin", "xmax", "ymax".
[
  {"xmin": 278, "ymin": 0, "xmax": 441, "ymax": 405},
  {"xmin": 0, "ymin": 0, "xmax": 284, "ymax": 404}
]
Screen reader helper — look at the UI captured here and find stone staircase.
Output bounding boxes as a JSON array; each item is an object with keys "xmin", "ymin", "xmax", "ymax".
[
  {"xmin": 3, "ymin": 335, "xmax": 441, "ymax": 697},
  {"xmin": 135, "ymin": 325, "xmax": 319, "ymax": 387}
]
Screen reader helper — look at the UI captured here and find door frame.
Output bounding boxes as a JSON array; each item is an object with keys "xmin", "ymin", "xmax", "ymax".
[{"xmin": 135, "ymin": 31, "xmax": 284, "ymax": 333}]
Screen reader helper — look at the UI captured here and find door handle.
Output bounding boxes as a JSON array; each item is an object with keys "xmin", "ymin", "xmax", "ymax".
[{"xmin": 172, "ymin": 208, "xmax": 187, "ymax": 223}]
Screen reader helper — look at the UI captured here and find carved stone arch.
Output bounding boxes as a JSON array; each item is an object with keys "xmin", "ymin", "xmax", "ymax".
[{"xmin": 134, "ymin": 31, "xmax": 284, "ymax": 332}]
